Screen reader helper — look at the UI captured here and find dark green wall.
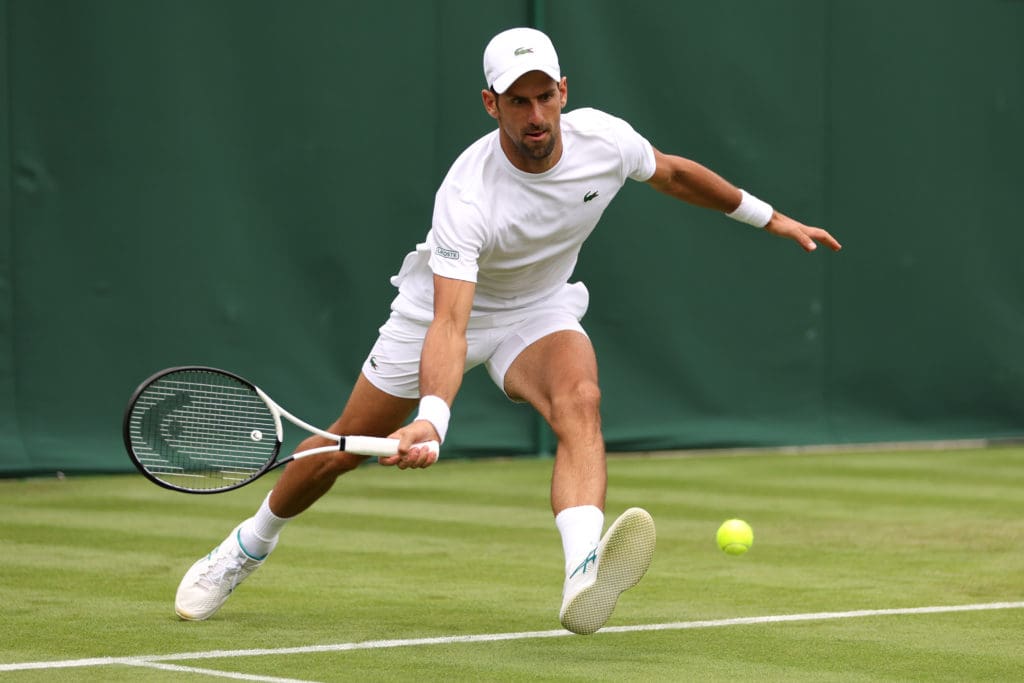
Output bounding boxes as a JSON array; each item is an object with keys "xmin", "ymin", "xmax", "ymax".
[{"xmin": 2, "ymin": 0, "xmax": 1022, "ymax": 474}]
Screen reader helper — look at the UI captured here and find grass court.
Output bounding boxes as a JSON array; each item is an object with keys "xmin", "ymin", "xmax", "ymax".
[{"xmin": 2, "ymin": 445, "xmax": 1022, "ymax": 681}]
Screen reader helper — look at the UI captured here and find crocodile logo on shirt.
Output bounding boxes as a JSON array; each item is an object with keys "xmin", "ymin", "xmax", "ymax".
[{"xmin": 584, "ymin": 190, "xmax": 600, "ymax": 203}]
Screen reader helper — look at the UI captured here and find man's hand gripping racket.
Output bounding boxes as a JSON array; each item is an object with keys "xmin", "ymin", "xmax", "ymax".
[
  {"xmin": 122, "ymin": 366, "xmax": 440, "ymax": 494},
  {"xmin": 380, "ymin": 419, "xmax": 443, "ymax": 470}
]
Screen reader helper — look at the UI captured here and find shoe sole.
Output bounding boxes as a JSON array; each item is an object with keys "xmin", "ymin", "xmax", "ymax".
[{"xmin": 560, "ymin": 507, "xmax": 656, "ymax": 635}]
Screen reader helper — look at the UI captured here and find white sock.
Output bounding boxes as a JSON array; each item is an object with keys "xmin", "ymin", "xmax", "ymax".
[
  {"xmin": 555, "ymin": 505, "xmax": 604, "ymax": 575},
  {"xmin": 238, "ymin": 493, "xmax": 292, "ymax": 558}
]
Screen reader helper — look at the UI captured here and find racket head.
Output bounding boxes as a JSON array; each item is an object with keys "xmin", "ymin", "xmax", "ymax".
[{"xmin": 122, "ymin": 366, "xmax": 282, "ymax": 493}]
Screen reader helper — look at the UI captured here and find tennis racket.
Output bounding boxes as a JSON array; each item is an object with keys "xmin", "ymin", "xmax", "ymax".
[{"xmin": 123, "ymin": 366, "xmax": 438, "ymax": 494}]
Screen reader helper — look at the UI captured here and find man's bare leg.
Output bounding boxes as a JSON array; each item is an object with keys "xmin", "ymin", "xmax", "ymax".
[
  {"xmin": 503, "ymin": 330, "xmax": 655, "ymax": 635},
  {"xmin": 502, "ymin": 330, "xmax": 606, "ymax": 515}
]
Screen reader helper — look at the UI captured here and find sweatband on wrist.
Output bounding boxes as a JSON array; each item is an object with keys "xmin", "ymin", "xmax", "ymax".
[
  {"xmin": 416, "ymin": 395, "xmax": 450, "ymax": 443},
  {"xmin": 726, "ymin": 190, "xmax": 774, "ymax": 228}
]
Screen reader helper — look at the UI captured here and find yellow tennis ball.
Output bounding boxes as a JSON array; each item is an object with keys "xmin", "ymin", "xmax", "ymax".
[{"xmin": 717, "ymin": 519, "xmax": 754, "ymax": 555}]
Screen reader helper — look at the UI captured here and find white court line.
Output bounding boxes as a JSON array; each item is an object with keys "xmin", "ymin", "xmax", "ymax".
[
  {"xmin": 124, "ymin": 660, "xmax": 318, "ymax": 683},
  {"xmin": 2, "ymin": 601, "xmax": 1022, "ymax": 675}
]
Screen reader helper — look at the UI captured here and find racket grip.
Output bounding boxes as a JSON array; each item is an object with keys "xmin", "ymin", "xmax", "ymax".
[{"xmin": 343, "ymin": 436, "xmax": 440, "ymax": 458}]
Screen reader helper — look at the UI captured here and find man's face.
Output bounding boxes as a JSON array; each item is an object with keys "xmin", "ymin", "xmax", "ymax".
[{"xmin": 482, "ymin": 71, "xmax": 568, "ymax": 172}]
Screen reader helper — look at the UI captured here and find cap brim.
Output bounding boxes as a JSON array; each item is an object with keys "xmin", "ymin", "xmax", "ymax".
[{"xmin": 491, "ymin": 64, "xmax": 561, "ymax": 94}]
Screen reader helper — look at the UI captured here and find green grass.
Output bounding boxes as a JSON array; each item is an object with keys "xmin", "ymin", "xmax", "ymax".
[{"xmin": 1, "ymin": 446, "xmax": 1023, "ymax": 681}]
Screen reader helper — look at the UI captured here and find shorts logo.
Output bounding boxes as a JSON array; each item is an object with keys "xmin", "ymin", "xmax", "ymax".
[{"xmin": 435, "ymin": 246, "xmax": 460, "ymax": 260}]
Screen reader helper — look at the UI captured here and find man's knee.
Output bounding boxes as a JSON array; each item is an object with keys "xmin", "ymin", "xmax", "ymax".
[{"xmin": 550, "ymin": 380, "xmax": 602, "ymax": 425}]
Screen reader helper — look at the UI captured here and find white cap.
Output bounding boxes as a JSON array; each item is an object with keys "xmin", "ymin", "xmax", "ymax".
[{"xmin": 483, "ymin": 27, "xmax": 561, "ymax": 94}]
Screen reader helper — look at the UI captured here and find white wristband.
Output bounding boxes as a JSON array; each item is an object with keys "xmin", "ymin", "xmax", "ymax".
[
  {"xmin": 726, "ymin": 190, "xmax": 774, "ymax": 228},
  {"xmin": 415, "ymin": 395, "xmax": 450, "ymax": 444}
]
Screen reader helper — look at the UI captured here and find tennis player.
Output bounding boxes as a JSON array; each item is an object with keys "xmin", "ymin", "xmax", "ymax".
[{"xmin": 175, "ymin": 27, "xmax": 841, "ymax": 634}]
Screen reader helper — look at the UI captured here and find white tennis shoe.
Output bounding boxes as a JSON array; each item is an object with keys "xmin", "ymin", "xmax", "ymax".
[
  {"xmin": 559, "ymin": 507, "xmax": 656, "ymax": 635},
  {"xmin": 174, "ymin": 522, "xmax": 275, "ymax": 621}
]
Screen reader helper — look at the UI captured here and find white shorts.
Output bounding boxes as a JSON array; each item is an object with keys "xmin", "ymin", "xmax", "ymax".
[{"xmin": 361, "ymin": 282, "xmax": 590, "ymax": 401}]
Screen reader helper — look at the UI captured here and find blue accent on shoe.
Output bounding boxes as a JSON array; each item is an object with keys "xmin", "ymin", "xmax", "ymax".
[
  {"xmin": 569, "ymin": 547, "xmax": 598, "ymax": 579},
  {"xmin": 235, "ymin": 529, "xmax": 268, "ymax": 561}
]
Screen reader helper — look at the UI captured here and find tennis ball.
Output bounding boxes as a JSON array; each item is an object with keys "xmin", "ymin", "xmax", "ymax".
[{"xmin": 716, "ymin": 519, "xmax": 754, "ymax": 556}]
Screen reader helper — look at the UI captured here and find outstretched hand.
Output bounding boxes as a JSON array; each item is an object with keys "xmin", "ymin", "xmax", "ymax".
[
  {"xmin": 765, "ymin": 212, "xmax": 842, "ymax": 253},
  {"xmin": 378, "ymin": 420, "xmax": 441, "ymax": 470}
]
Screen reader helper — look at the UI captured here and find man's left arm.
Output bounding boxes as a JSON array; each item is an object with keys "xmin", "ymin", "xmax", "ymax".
[{"xmin": 645, "ymin": 147, "xmax": 842, "ymax": 253}]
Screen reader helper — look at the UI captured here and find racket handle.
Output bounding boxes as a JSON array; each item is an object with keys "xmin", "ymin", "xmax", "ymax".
[{"xmin": 343, "ymin": 436, "xmax": 440, "ymax": 458}]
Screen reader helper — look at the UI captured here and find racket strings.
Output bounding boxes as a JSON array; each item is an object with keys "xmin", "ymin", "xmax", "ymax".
[{"xmin": 127, "ymin": 371, "xmax": 278, "ymax": 490}]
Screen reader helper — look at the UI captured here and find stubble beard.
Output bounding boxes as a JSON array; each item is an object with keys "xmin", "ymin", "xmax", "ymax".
[{"xmin": 517, "ymin": 127, "xmax": 557, "ymax": 161}]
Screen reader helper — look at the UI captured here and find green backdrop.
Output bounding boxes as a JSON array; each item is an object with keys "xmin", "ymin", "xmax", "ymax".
[{"xmin": 2, "ymin": 0, "xmax": 1022, "ymax": 474}]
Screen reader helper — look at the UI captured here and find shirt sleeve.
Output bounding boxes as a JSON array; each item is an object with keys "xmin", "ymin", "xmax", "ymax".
[
  {"xmin": 580, "ymin": 108, "xmax": 656, "ymax": 183},
  {"xmin": 427, "ymin": 182, "xmax": 486, "ymax": 283},
  {"xmin": 613, "ymin": 117, "xmax": 657, "ymax": 183}
]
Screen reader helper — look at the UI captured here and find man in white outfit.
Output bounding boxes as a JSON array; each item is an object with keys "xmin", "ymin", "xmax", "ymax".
[{"xmin": 175, "ymin": 27, "xmax": 841, "ymax": 635}]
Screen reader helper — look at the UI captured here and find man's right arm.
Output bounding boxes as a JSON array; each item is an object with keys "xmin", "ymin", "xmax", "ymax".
[
  {"xmin": 419, "ymin": 274, "xmax": 475, "ymax": 407},
  {"xmin": 384, "ymin": 274, "xmax": 475, "ymax": 468}
]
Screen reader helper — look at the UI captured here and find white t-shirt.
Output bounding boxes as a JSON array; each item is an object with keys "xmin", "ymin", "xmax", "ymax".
[{"xmin": 390, "ymin": 107, "xmax": 656, "ymax": 319}]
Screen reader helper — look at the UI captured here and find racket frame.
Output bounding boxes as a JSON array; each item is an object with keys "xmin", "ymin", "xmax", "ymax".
[{"xmin": 123, "ymin": 366, "xmax": 432, "ymax": 494}]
